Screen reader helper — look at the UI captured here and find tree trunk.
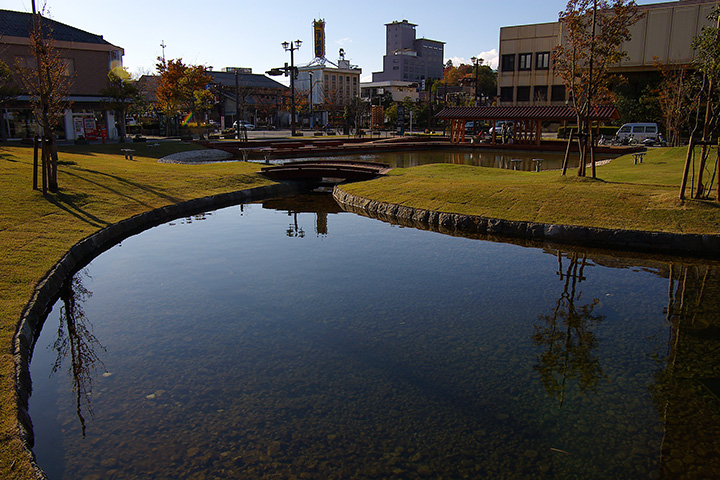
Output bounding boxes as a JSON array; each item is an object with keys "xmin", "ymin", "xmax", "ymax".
[
  {"xmin": 562, "ymin": 130, "xmax": 574, "ymax": 176},
  {"xmin": 680, "ymin": 136, "xmax": 694, "ymax": 200},
  {"xmin": 33, "ymin": 135, "xmax": 39, "ymax": 190},
  {"xmin": 695, "ymin": 78, "xmax": 713, "ymax": 199}
]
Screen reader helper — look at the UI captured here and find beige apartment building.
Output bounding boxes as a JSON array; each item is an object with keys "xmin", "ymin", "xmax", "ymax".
[{"xmin": 497, "ymin": 0, "xmax": 718, "ymax": 106}]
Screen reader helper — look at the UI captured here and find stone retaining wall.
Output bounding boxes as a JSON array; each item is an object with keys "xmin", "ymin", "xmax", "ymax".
[
  {"xmin": 13, "ymin": 182, "xmax": 305, "ymax": 479},
  {"xmin": 332, "ymin": 187, "xmax": 720, "ymax": 257}
]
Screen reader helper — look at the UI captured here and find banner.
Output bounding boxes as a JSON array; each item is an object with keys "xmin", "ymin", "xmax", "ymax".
[{"xmin": 313, "ymin": 19, "xmax": 325, "ymax": 59}]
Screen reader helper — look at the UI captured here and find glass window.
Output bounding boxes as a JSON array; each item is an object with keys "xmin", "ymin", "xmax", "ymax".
[
  {"xmin": 534, "ymin": 85, "xmax": 548, "ymax": 101},
  {"xmin": 501, "ymin": 54, "xmax": 515, "ymax": 72},
  {"xmin": 632, "ymin": 126, "xmax": 645, "ymax": 133},
  {"xmin": 551, "ymin": 85, "xmax": 566, "ymax": 101},
  {"xmin": 500, "ymin": 86, "xmax": 514, "ymax": 102},
  {"xmin": 646, "ymin": 125, "xmax": 657, "ymax": 133},
  {"xmin": 619, "ymin": 126, "xmax": 631, "ymax": 133},
  {"xmin": 518, "ymin": 53, "xmax": 532, "ymax": 71},
  {"xmin": 516, "ymin": 86, "xmax": 531, "ymax": 101},
  {"xmin": 536, "ymin": 52, "xmax": 550, "ymax": 70}
]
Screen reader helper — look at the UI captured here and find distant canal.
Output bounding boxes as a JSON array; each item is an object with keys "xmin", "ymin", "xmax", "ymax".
[
  {"xmin": 30, "ymin": 194, "xmax": 720, "ymax": 479},
  {"xmin": 266, "ymin": 148, "xmax": 615, "ymax": 171}
]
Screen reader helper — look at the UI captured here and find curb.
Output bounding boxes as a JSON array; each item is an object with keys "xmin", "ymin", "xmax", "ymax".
[{"xmin": 332, "ymin": 186, "xmax": 720, "ymax": 258}]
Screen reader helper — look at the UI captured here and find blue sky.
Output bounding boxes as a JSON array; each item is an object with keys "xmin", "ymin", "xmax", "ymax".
[{"xmin": 10, "ymin": 0, "xmax": 660, "ymax": 82}]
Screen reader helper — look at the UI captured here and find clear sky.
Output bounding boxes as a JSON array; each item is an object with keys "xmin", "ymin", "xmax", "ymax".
[{"xmin": 9, "ymin": 0, "xmax": 660, "ymax": 82}]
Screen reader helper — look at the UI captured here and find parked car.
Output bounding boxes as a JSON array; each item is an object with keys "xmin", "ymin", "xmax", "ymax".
[
  {"xmin": 489, "ymin": 121, "xmax": 514, "ymax": 136},
  {"xmin": 233, "ymin": 121, "xmax": 255, "ymax": 130},
  {"xmin": 614, "ymin": 123, "xmax": 659, "ymax": 143}
]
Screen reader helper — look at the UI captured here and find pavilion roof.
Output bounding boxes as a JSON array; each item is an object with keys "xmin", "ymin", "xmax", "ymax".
[{"xmin": 436, "ymin": 105, "xmax": 620, "ymax": 122}]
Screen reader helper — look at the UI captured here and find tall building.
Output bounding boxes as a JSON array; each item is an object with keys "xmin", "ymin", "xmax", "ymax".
[
  {"xmin": 497, "ymin": 0, "xmax": 718, "ymax": 106},
  {"xmin": 372, "ymin": 20, "xmax": 444, "ymax": 84}
]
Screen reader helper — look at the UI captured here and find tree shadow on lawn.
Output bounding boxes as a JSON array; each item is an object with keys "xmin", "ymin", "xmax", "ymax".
[
  {"xmin": 46, "ymin": 191, "xmax": 110, "ymax": 229},
  {"xmin": 62, "ymin": 168, "xmax": 183, "ymax": 207}
]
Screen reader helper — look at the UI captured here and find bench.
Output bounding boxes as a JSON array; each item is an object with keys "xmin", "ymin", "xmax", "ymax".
[
  {"xmin": 633, "ymin": 152, "xmax": 645, "ymax": 164},
  {"xmin": 532, "ymin": 158, "xmax": 544, "ymax": 172},
  {"xmin": 120, "ymin": 148, "xmax": 135, "ymax": 160},
  {"xmin": 510, "ymin": 159, "xmax": 523, "ymax": 170}
]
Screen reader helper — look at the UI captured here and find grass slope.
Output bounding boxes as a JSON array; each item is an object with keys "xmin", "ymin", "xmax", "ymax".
[{"xmin": 342, "ymin": 147, "xmax": 720, "ymax": 234}]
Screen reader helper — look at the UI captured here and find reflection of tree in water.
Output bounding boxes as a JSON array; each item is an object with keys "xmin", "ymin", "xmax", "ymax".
[
  {"xmin": 52, "ymin": 270, "xmax": 105, "ymax": 437},
  {"xmin": 533, "ymin": 251, "xmax": 605, "ymax": 406},
  {"xmin": 649, "ymin": 262, "xmax": 720, "ymax": 478}
]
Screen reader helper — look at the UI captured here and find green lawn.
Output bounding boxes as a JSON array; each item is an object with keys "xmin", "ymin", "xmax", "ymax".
[
  {"xmin": 1, "ymin": 142, "xmax": 718, "ymax": 479},
  {"xmin": 341, "ymin": 147, "xmax": 720, "ymax": 234}
]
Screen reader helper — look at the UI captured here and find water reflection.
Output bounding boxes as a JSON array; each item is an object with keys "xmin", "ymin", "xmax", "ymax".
[
  {"xmin": 51, "ymin": 270, "xmax": 105, "ymax": 437},
  {"xmin": 651, "ymin": 263, "xmax": 720, "ymax": 478},
  {"xmin": 29, "ymin": 195, "xmax": 720, "ymax": 479},
  {"xmin": 533, "ymin": 252, "xmax": 605, "ymax": 407},
  {"xmin": 309, "ymin": 149, "xmax": 613, "ymax": 171}
]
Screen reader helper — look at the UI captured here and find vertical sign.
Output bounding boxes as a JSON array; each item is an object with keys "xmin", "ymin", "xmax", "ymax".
[{"xmin": 313, "ymin": 19, "xmax": 325, "ymax": 59}]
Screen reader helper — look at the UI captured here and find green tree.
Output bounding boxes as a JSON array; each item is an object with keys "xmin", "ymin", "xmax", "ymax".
[
  {"xmin": 553, "ymin": 0, "xmax": 642, "ymax": 177},
  {"xmin": 100, "ymin": 67, "xmax": 140, "ymax": 143}
]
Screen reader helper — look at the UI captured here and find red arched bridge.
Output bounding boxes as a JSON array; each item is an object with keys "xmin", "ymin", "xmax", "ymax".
[{"xmin": 261, "ymin": 159, "xmax": 391, "ymax": 183}]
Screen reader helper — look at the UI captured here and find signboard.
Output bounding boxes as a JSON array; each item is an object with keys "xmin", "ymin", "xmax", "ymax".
[
  {"xmin": 313, "ymin": 19, "xmax": 325, "ymax": 59},
  {"xmin": 83, "ymin": 117, "xmax": 97, "ymax": 140}
]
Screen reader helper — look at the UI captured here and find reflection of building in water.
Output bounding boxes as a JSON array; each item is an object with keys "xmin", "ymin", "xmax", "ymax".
[
  {"xmin": 262, "ymin": 194, "xmax": 344, "ymax": 238},
  {"xmin": 652, "ymin": 262, "xmax": 720, "ymax": 479}
]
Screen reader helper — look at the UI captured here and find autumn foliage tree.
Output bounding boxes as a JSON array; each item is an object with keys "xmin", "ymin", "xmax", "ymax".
[
  {"xmin": 155, "ymin": 58, "xmax": 213, "ymax": 129},
  {"xmin": 553, "ymin": 0, "xmax": 642, "ymax": 177}
]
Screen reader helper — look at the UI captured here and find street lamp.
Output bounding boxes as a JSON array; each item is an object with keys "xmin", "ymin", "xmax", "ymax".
[
  {"xmin": 282, "ymin": 39, "xmax": 302, "ymax": 136},
  {"xmin": 471, "ymin": 56, "xmax": 481, "ymax": 107},
  {"xmin": 309, "ymin": 71, "xmax": 314, "ymax": 130}
]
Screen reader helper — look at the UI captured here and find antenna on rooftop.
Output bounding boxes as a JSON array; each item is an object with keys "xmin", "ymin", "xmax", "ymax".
[{"xmin": 160, "ymin": 40, "xmax": 167, "ymax": 63}]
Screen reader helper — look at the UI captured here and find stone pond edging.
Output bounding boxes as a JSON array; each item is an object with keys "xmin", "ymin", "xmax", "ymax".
[
  {"xmin": 332, "ymin": 186, "xmax": 720, "ymax": 258},
  {"xmin": 13, "ymin": 182, "xmax": 305, "ymax": 479}
]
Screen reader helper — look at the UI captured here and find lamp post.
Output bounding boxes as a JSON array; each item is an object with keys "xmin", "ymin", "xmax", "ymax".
[
  {"xmin": 471, "ymin": 56, "xmax": 481, "ymax": 107},
  {"xmin": 309, "ymin": 71, "xmax": 314, "ymax": 130},
  {"xmin": 282, "ymin": 40, "xmax": 302, "ymax": 136}
]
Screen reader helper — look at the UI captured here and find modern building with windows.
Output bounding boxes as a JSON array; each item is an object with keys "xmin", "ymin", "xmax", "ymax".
[
  {"xmin": 0, "ymin": 9, "xmax": 124, "ymax": 140},
  {"xmin": 372, "ymin": 20, "xmax": 444, "ymax": 84},
  {"xmin": 497, "ymin": 0, "xmax": 718, "ymax": 106}
]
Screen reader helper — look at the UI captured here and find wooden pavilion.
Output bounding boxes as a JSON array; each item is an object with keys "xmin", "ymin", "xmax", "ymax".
[{"xmin": 436, "ymin": 105, "xmax": 620, "ymax": 145}]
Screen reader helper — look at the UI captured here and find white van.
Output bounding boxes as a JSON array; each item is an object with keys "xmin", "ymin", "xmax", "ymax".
[{"xmin": 615, "ymin": 123, "xmax": 660, "ymax": 143}]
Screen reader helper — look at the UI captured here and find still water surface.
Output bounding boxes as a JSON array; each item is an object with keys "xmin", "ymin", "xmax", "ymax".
[
  {"xmin": 267, "ymin": 148, "xmax": 612, "ymax": 171},
  {"xmin": 30, "ymin": 194, "xmax": 720, "ymax": 479}
]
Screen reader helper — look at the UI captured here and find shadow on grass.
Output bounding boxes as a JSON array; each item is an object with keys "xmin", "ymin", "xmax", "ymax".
[
  {"xmin": 1, "ymin": 153, "xmax": 19, "ymax": 162},
  {"xmin": 62, "ymin": 168, "xmax": 183, "ymax": 207},
  {"xmin": 46, "ymin": 192, "xmax": 111, "ymax": 229}
]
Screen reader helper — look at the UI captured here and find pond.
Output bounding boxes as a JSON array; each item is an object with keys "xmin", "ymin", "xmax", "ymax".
[
  {"xmin": 263, "ymin": 148, "xmax": 615, "ymax": 171},
  {"xmin": 29, "ymin": 194, "xmax": 720, "ymax": 479}
]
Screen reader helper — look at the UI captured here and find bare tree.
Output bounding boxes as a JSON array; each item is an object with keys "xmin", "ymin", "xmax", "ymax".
[{"xmin": 17, "ymin": 1, "xmax": 72, "ymax": 193}]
